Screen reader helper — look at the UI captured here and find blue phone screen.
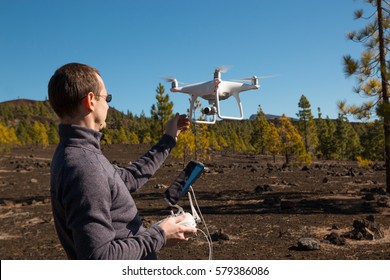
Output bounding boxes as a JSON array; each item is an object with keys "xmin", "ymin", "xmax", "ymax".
[
  {"xmin": 180, "ymin": 164, "xmax": 204, "ymax": 196},
  {"xmin": 164, "ymin": 160, "xmax": 204, "ymax": 205}
]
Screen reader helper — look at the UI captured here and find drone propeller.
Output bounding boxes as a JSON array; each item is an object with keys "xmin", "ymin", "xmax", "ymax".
[
  {"xmin": 162, "ymin": 76, "xmax": 177, "ymax": 82},
  {"xmin": 215, "ymin": 65, "xmax": 231, "ymax": 73},
  {"xmin": 233, "ymin": 75, "xmax": 279, "ymax": 82},
  {"xmin": 162, "ymin": 76, "xmax": 187, "ymax": 85}
]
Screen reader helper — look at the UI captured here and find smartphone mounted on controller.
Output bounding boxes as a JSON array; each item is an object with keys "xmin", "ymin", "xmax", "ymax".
[{"xmin": 164, "ymin": 160, "xmax": 205, "ymax": 206}]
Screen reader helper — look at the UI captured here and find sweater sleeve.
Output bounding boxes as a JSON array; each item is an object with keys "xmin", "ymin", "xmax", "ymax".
[{"xmin": 115, "ymin": 134, "xmax": 176, "ymax": 192}]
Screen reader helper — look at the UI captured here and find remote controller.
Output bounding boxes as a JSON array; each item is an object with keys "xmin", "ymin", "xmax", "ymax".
[
  {"xmin": 177, "ymin": 212, "xmax": 196, "ymax": 227},
  {"xmin": 154, "ymin": 211, "xmax": 196, "ymax": 228}
]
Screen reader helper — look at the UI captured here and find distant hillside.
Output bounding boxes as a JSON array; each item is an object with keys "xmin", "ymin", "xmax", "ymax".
[
  {"xmin": 249, "ymin": 113, "xmax": 299, "ymax": 122},
  {"xmin": 0, "ymin": 99, "xmax": 127, "ymax": 125},
  {"xmin": 0, "ymin": 99, "xmax": 46, "ymax": 106},
  {"xmin": 0, "ymin": 99, "xmax": 58, "ymax": 125}
]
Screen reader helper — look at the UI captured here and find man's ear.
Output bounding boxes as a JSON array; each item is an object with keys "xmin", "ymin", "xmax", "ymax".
[{"xmin": 82, "ymin": 92, "xmax": 95, "ymax": 112}]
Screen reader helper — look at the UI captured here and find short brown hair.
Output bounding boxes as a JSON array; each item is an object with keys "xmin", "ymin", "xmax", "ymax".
[{"xmin": 48, "ymin": 63, "xmax": 101, "ymax": 118}]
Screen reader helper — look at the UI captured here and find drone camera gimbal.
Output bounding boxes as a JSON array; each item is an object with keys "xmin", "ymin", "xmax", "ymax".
[{"xmin": 203, "ymin": 106, "xmax": 217, "ymax": 115}]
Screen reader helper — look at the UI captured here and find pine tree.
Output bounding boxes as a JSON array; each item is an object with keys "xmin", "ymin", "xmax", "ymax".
[
  {"xmin": 128, "ymin": 131, "xmax": 140, "ymax": 144},
  {"xmin": 229, "ymin": 129, "xmax": 244, "ymax": 152},
  {"xmin": 342, "ymin": 0, "xmax": 390, "ymax": 192},
  {"xmin": 150, "ymin": 83, "xmax": 173, "ymax": 142},
  {"xmin": 297, "ymin": 95, "xmax": 318, "ymax": 155},
  {"xmin": 268, "ymin": 122, "xmax": 282, "ymax": 162},
  {"xmin": 239, "ymin": 120, "xmax": 253, "ymax": 153},
  {"xmin": 335, "ymin": 114, "xmax": 362, "ymax": 160},
  {"xmin": 345, "ymin": 124, "xmax": 362, "ymax": 160},
  {"xmin": 360, "ymin": 120, "xmax": 385, "ymax": 160},
  {"xmin": 0, "ymin": 123, "xmax": 11, "ymax": 153},
  {"xmin": 315, "ymin": 108, "xmax": 326, "ymax": 158},
  {"xmin": 208, "ymin": 130, "xmax": 221, "ymax": 152},
  {"xmin": 250, "ymin": 105, "xmax": 271, "ymax": 154},
  {"xmin": 316, "ymin": 110, "xmax": 337, "ymax": 160},
  {"xmin": 172, "ymin": 129, "xmax": 196, "ymax": 163},
  {"xmin": 0, "ymin": 123, "xmax": 19, "ymax": 153},
  {"xmin": 8, "ymin": 127, "xmax": 19, "ymax": 145},
  {"xmin": 117, "ymin": 127, "xmax": 129, "ymax": 144},
  {"xmin": 138, "ymin": 110, "xmax": 151, "ymax": 144},
  {"xmin": 335, "ymin": 114, "xmax": 349, "ymax": 160},
  {"xmin": 278, "ymin": 115, "xmax": 308, "ymax": 165},
  {"xmin": 217, "ymin": 133, "xmax": 229, "ymax": 152},
  {"xmin": 196, "ymin": 123, "xmax": 211, "ymax": 160},
  {"xmin": 15, "ymin": 120, "xmax": 31, "ymax": 145},
  {"xmin": 32, "ymin": 121, "xmax": 49, "ymax": 147},
  {"xmin": 47, "ymin": 121, "xmax": 59, "ymax": 144}
]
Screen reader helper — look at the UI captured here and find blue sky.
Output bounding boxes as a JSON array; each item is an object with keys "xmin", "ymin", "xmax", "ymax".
[{"xmin": 0, "ymin": 0, "xmax": 370, "ymax": 120}]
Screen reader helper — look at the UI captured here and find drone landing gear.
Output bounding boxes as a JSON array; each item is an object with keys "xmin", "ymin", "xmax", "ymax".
[{"xmin": 215, "ymin": 91, "xmax": 244, "ymax": 121}]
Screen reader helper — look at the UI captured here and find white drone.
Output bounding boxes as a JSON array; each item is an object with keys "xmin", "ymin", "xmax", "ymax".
[{"xmin": 164, "ymin": 67, "xmax": 263, "ymax": 124}]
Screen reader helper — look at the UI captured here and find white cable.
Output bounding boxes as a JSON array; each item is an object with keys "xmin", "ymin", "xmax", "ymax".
[
  {"xmin": 188, "ymin": 187, "xmax": 200, "ymax": 222},
  {"xmin": 196, "ymin": 228, "xmax": 213, "ymax": 260},
  {"xmin": 189, "ymin": 186, "xmax": 213, "ymax": 260}
]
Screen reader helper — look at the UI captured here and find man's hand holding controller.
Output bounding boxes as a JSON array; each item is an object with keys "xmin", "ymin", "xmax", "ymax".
[{"xmin": 157, "ymin": 214, "xmax": 197, "ymax": 246}]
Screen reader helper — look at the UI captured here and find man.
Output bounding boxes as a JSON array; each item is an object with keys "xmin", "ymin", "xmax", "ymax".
[{"xmin": 48, "ymin": 62, "xmax": 196, "ymax": 259}]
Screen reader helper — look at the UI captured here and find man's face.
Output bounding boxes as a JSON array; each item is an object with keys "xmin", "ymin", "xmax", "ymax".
[{"xmin": 93, "ymin": 74, "xmax": 110, "ymax": 131}]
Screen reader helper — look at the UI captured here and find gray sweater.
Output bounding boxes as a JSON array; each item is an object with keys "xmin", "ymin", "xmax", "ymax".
[{"xmin": 50, "ymin": 124, "xmax": 175, "ymax": 259}]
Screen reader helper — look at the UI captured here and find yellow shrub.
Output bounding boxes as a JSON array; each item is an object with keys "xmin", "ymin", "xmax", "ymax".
[{"xmin": 356, "ymin": 156, "xmax": 372, "ymax": 167}]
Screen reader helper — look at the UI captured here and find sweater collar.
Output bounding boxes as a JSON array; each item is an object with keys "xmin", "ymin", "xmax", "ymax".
[{"xmin": 58, "ymin": 124, "xmax": 102, "ymax": 152}]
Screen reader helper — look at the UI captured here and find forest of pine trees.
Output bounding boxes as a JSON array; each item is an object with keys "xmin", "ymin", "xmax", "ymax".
[{"xmin": 0, "ymin": 88, "xmax": 385, "ymax": 165}]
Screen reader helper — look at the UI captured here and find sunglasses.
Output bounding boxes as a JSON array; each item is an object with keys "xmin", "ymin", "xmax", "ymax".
[
  {"xmin": 81, "ymin": 93, "xmax": 112, "ymax": 103},
  {"xmin": 95, "ymin": 94, "xmax": 112, "ymax": 103}
]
